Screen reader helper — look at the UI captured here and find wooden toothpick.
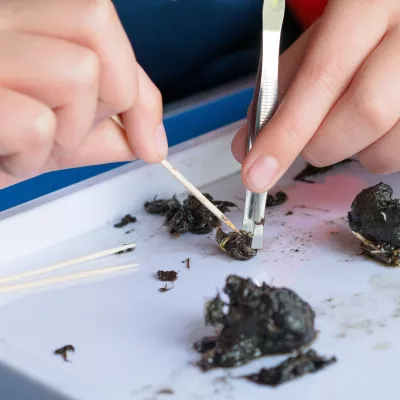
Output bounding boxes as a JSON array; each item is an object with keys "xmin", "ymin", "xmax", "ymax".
[
  {"xmin": 0, "ymin": 263, "xmax": 139, "ymax": 294},
  {"xmin": 0, "ymin": 243, "xmax": 136, "ymax": 285},
  {"xmin": 110, "ymin": 115, "xmax": 125, "ymax": 130},
  {"xmin": 159, "ymin": 159, "xmax": 239, "ymax": 232},
  {"xmin": 110, "ymin": 115, "xmax": 239, "ymax": 232}
]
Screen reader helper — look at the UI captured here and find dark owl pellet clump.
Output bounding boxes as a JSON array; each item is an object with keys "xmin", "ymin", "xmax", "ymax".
[
  {"xmin": 216, "ymin": 228, "xmax": 257, "ymax": 261},
  {"xmin": 194, "ymin": 275, "xmax": 317, "ymax": 371},
  {"xmin": 348, "ymin": 182, "xmax": 400, "ymax": 266},
  {"xmin": 243, "ymin": 350, "xmax": 337, "ymax": 387},
  {"xmin": 144, "ymin": 194, "xmax": 237, "ymax": 235}
]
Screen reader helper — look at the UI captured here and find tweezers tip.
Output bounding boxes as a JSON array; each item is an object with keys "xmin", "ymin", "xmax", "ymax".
[{"xmin": 251, "ymin": 228, "xmax": 264, "ymax": 249}]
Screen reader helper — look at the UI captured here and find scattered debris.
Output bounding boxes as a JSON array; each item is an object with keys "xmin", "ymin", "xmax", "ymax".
[
  {"xmin": 266, "ymin": 191, "xmax": 288, "ymax": 207},
  {"xmin": 182, "ymin": 258, "xmax": 191, "ymax": 269},
  {"xmin": 348, "ymin": 182, "xmax": 400, "ymax": 266},
  {"xmin": 294, "ymin": 160, "xmax": 354, "ymax": 183},
  {"xmin": 285, "ymin": 211, "xmax": 294, "ymax": 216},
  {"xmin": 155, "ymin": 388, "xmax": 174, "ymax": 395},
  {"xmin": 243, "ymin": 350, "xmax": 337, "ymax": 387},
  {"xmin": 292, "ymin": 205, "xmax": 329, "ymax": 212},
  {"xmin": 216, "ymin": 228, "xmax": 258, "ymax": 261},
  {"xmin": 125, "ymin": 229, "xmax": 135, "ymax": 234},
  {"xmin": 54, "ymin": 345, "xmax": 75, "ymax": 362},
  {"xmin": 116, "ymin": 247, "xmax": 134, "ymax": 255},
  {"xmin": 159, "ymin": 283, "xmax": 174, "ymax": 293},
  {"xmin": 157, "ymin": 270, "xmax": 179, "ymax": 282},
  {"xmin": 195, "ymin": 275, "xmax": 316, "ymax": 370},
  {"xmin": 114, "ymin": 214, "xmax": 137, "ymax": 228},
  {"xmin": 144, "ymin": 194, "xmax": 237, "ymax": 235}
]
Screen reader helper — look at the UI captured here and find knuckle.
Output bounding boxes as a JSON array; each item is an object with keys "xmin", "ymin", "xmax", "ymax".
[
  {"xmin": 141, "ymin": 84, "xmax": 163, "ymax": 111},
  {"xmin": 84, "ymin": 0, "xmax": 115, "ymax": 27},
  {"xmin": 283, "ymin": 125, "xmax": 305, "ymax": 147},
  {"xmin": 308, "ymin": 61, "xmax": 344, "ymax": 97},
  {"xmin": 67, "ymin": 49, "xmax": 100, "ymax": 96},
  {"xmin": 353, "ymin": 90, "xmax": 390, "ymax": 133},
  {"xmin": 0, "ymin": 106, "xmax": 55, "ymax": 177},
  {"xmin": 27, "ymin": 108, "xmax": 56, "ymax": 150},
  {"xmin": 106, "ymin": 65, "xmax": 138, "ymax": 113},
  {"xmin": 113, "ymin": 86, "xmax": 135, "ymax": 113}
]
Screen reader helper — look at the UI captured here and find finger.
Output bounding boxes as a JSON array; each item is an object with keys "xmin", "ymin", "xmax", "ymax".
[
  {"xmin": 357, "ymin": 120, "xmax": 400, "ymax": 175},
  {"xmin": 278, "ymin": 22, "xmax": 317, "ymax": 100},
  {"xmin": 3, "ymin": 0, "xmax": 136, "ymax": 117},
  {"xmin": 0, "ymin": 87, "xmax": 56, "ymax": 177},
  {"xmin": 0, "ymin": 31, "xmax": 99, "ymax": 150},
  {"xmin": 49, "ymin": 118, "xmax": 135, "ymax": 170},
  {"xmin": 231, "ymin": 125, "xmax": 247, "ymax": 163},
  {"xmin": 232, "ymin": 25, "xmax": 316, "ymax": 164},
  {"xmin": 0, "ymin": 118, "xmax": 135, "ymax": 189},
  {"xmin": 0, "ymin": 170, "xmax": 22, "ymax": 189},
  {"xmin": 232, "ymin": 102, "xmax": 253, "ymax": 163},
  {"xmin": 242, "ymin": 0, "xmax": 389, "ymax": 193},
  {"xmin": 121, "ymin": 65, "xmax": 167, "ymax": 163},
  {"xmin": 303, "ymin": 26, "xmax": 400, "ymax": 166}
]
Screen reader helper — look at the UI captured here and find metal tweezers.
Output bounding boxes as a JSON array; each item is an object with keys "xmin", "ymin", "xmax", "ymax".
[{"xmin": 242, "ymin": 0, "xmax": 285, "ymax": 250}]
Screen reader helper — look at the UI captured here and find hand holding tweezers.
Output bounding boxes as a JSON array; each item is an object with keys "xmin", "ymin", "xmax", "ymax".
[{"xmin": 242, "ymin": 0, "xmax": 285, "ymax": 249}]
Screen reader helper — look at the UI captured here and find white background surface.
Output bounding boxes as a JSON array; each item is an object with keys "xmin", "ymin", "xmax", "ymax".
[{"xmin": 0, "ymin": 126, "xmax": 399, "ymax": 399}]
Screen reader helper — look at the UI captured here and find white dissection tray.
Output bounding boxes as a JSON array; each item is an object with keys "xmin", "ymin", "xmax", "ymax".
[{"xmin": 0, "ymin": 120, "xmax": 399, "ymax": 400}]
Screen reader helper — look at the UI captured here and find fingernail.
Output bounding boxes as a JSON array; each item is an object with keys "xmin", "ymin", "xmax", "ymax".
[
  {"xmin": 246, "ymin": 155, "xmax": 279, "ymax": 192},
  {"xmin": 154, "ymin": 123, "xmax": 168, "ymax": 158}
]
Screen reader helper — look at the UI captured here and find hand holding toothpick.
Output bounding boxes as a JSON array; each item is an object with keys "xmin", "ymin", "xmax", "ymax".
[{"xmin": 110, "ymin": 115, "xmax": 239, "ymax": 232}]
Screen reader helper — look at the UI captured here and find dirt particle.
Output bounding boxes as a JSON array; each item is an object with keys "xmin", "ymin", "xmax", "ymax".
[
  {"xmin": 159, "ymin": 283, "xmax": 174, "ymax": 293},
  {"xmin": 54, "ymin": 345, "xmax": 75, "ymax": 362},
  {"xmin": 182, "ymin": 258, "xmax": 191, "ymax": 269},
  {"xmin": 157, "ymin": 270, "xmax": 178, "ymax": 282},
  {"xmin": 116, "ymin": 247, "xmax": 134, "ymax": 255},
  {"xmin": 155, "ymin": 388, "xmax": 174, "ymax": 395},
  {"xmin": 114, "ymin": 214, "xmax": 137, "ymax": 228}
]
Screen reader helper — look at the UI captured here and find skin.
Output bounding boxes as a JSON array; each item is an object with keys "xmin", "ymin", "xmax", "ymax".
[
  {"xmin": 232, "ymin": 0, "xmax": 400, "ymax": 193},
  {"xmin": 0, "ymin": 0, "xmax": 167, "ymax": 189},
  {"xmin": 3, "ymin": 0, "xmax": 400, "ymax": 192}
]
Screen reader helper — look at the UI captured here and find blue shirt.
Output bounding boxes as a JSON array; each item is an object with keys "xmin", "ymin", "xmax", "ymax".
[{"xmin": 113, "ymin": 0, "xmax": 263, "ymax": 102}]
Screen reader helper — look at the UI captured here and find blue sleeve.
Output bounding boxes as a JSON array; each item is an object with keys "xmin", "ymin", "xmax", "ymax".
[{"xmin": 113, "ymin": 0, "xmax": 262, "ymax": 102}]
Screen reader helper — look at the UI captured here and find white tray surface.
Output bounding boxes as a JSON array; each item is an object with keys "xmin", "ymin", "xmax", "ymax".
[{"xmin": 0, "ymin": 125, "xmax": 399, "ymax": 399}]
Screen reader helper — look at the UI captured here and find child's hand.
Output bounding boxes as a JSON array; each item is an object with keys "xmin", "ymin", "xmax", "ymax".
[
  {"xmin": 0, "ymin": 0, "xmax": 167, "ymax": 188},
  {"xmin": 232, "ymin": 0, "xmax": 400, "ymax": 193}
]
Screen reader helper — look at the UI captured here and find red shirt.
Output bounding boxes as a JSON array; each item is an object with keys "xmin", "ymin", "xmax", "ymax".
[{"xmin": 287, "ymin": 0, "xmax": 328, "ymax": 29}]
